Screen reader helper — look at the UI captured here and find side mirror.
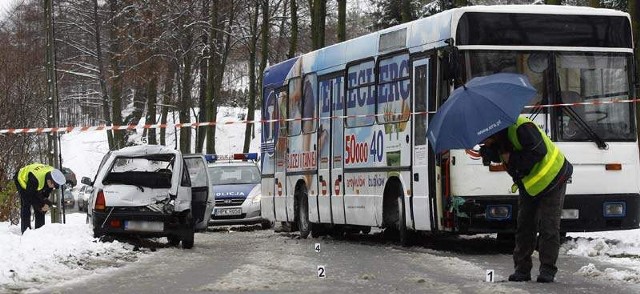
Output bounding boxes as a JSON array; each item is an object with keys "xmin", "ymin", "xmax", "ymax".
[
  {"xmin": 81, "ymin": 177, "xmax": 92, "ymax": 186},
  {"xmin": 442, "ymin": 39, "xmax": 460, "ymax": 83}
]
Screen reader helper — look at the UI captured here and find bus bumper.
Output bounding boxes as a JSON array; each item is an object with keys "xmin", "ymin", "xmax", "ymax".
[{"xmin": 453, "ymin": 193, "xmax": 640, "ymax": 234}]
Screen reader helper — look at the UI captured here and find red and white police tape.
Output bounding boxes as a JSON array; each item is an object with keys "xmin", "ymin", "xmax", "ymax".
[{"xmin": 0, "ymin": 98, "xmax": 637, "ymax": 135}]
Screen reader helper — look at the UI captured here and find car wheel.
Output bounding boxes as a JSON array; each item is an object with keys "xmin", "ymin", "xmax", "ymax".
[
  {"xmin": 361, "ymin": 226, "xmax": 371, "ymax": 235},
  {"xmin": 296, "ymin": 187, "xmax": 310, "ymax": 239}
]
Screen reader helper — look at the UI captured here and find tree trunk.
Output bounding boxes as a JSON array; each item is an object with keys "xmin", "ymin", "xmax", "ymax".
[
  {"xmin": 206, "ymin": 0, "xmax": 220, "ymax": 154},
  {"xmin": 288, "ymin": 0, "xmax": 298, "ymax": 58},
  {"xmin": 93, "ymin": 0, "xmax": 114, "ymax": 149},
  {"xmin": 588, "ymin": 0, "xmax": 599, "ymax": 8},
  {"xmin": 337, "ymin": 0, "xmax": 346, "ymax": 42},
  {"xmin": 146, "ymin": 75, "xmax": 158, "ymax": 145},
  {"xmin": 108, "ymin": 0, "xmax": 124, "ymax": 149},
  {"xmin": 310, "ymin": 0, "xmax": 326, "ymax": 50},
  {"xmin": 318, "ymin": 0, "xmax": 326, "ymax": 48},
  {"xmin": 196, "ymin": 0, "xmax": 209, "ymax": 153},
  {"xmin": 160, "ymin": 62, "xmax": 177, "ymax": 147},
  {"xmin": 124, "ymin": 84, "xmax": 146, "ymax": 145},
  {"xmin": 454, "ymin": 0, "xmax": 468, "ymax": 7},
  {"xmin": 244, "ymin": 1, "xmax": 259, "ymax": 153},
  {"xmin": 197, "ymin": 46, "xmax": 207, "ymax": 153},
  {"xmin": 179, "ymin": 42, "xmax": 193, "ymax": 153},
  {"xmin": 257, "ymin": 0, "xmax": 269, "ymax": 135},
  {"xmin": 401, "ymin": 0, "xmax": 412, "ymax": 23},
  {"xmin": 545, "ymin": 0, "xmax": 561, "ymax": 5}
]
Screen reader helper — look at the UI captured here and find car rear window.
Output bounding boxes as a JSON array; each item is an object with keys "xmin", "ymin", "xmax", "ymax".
[{"xmin": 103, "ymin": 155, "xmax": 175, "ymax": 188}]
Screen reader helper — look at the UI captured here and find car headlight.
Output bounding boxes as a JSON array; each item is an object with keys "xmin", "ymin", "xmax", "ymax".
[{"xmin": 252, "ymin": 194, "xmax": 262, "ymax": 203}]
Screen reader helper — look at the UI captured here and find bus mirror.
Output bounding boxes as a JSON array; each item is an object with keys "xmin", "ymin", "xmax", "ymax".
[{"xmin": 443, "ymin": 46, "xmax": 460, "ymax": 83}]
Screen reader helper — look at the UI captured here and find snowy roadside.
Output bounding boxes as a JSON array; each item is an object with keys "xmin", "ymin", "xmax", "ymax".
[
  {"xmin": 565, "ymin": 230, "xmax": 640, "ymax": 283},
  {"xmin": 0, "ymin": 213, "xmax": 155, "ymax": 293}
]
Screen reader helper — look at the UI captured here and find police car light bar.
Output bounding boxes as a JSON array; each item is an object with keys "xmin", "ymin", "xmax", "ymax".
[
  {"xmin": 234, "ymin": 153, "xmax": 258, "ymax": 160},
  {"xmin": 205, "ymin": 153, "xmax": 258, "ymax": 163}
]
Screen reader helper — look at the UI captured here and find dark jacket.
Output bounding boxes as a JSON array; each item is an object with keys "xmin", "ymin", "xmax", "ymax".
[
  {"xmin": 14, "ymin": 172, "xmax": 53, "ymax": 209},
  {"xmin": 482, "ymin": 122, "xmax": 573, "ymax": 196}
]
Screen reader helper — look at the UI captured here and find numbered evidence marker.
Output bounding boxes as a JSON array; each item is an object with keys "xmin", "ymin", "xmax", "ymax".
[
  {"xmin": 317, "ymin": 265, "xmax": 326, "ymax": 279},
  {"xmin": 485, "ymin": 270, "xmax": 495, "ymax": 282},
  {"xmin": 315, "ymin": 243, "xmax": 321, "ymax": 253}
]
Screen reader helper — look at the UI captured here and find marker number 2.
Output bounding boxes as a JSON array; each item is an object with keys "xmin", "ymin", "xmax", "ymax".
[{"xmin": 317, "ymin": 266, "xmax": 326, "ymax": 279}]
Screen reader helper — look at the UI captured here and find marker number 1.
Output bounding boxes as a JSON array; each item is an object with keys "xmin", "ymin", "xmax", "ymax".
[{"xmin": 485, "ymin": 270, "xmax": 494, "ymax": 282}]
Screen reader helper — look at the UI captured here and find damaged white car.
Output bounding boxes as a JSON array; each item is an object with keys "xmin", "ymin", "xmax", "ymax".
[{"xmin": 82, "ymin": 145, "xmax": 213, "ymax": 249}]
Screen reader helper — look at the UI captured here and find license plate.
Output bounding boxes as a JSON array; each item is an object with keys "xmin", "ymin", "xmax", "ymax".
[
  {"xmin": 215, "ymin": 208, "xmax": 242, "ymax": 216},
  {"xmin": 124, "ymin": 220, "xmax": 164, "ymax": 232}
]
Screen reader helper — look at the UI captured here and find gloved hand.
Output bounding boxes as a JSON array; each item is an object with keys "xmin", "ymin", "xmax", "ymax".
[{"xmin": 479, "ymin": 145, "xmax": 500, "ymax": 166}]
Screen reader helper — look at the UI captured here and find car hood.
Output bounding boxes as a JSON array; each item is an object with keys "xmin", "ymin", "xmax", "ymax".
[
  {"xmin": 213, "ymin": 183, "xmax": 258, "ymax": 199},
  {"xmin": 102, "ymin": 185, "xmax": 172, "ymax": 207}
]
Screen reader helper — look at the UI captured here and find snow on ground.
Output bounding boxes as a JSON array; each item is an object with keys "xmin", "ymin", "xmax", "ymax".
[
  {"xmin": 565, "ymin": 230, "xmax": 640, "ymax": 283},
  {"xmin": 0, "ymin": 213, "xmax": 153, "ymax": 292}
]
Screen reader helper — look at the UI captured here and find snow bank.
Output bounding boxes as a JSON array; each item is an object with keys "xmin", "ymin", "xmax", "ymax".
[
  {"xmin": 0, "ymin": 213, "xmax": 150, "ymax": 292},
  {"xmin": 565, "ymin": 229, "xmax": 640, "ymax": 283}
]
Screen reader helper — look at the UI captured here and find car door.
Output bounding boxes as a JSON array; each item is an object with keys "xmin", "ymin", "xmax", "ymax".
[{"xmin": 184, "ymin": 154, "xmax": 213, "ymax": 230}]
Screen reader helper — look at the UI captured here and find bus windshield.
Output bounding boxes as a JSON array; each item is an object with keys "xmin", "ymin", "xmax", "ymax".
[{"xmin": 462, "ymin": 51, "xmax": 635, "ymax": 141}]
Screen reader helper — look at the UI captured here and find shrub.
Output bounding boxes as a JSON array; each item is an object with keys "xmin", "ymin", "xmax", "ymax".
[{"xmin": 0, "ymin": 181, "xmax": 18, "ymax": 222}]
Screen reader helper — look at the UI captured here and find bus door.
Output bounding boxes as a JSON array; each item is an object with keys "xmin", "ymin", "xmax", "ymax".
[
  {"xmin": 331, "ymin": 75, "xmax": 346, "ymax": 224},
  {"xmin": 260, "ymin": 87, "xmax": 277, "ymax": 221},
  {"xmin": 411, "ymin": 56, "xmax": 433, "ymax": 231},
  {"xmin": 317, "ymin": 77, "xmax": 333, "ymax": 223},
  {"xmin": 274, "ymin": 89, "xmax": 289, "ymax": 222}
]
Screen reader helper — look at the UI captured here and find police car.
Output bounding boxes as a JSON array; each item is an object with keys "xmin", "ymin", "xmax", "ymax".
[{"xmin": 206, "ymin": 153, "xmax": 270, "ymax": 229}]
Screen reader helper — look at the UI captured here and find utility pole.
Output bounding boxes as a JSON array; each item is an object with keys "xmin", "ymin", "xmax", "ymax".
[{"xmin": 44, "ymin": 0, "xmax": 62, "ymax": 223}]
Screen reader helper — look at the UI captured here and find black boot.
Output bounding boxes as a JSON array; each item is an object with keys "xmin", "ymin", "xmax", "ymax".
[
  {"xmin": 508, "ymin": 271, "xmax": 531, "ymax": 282},
  {"xmin": 537, "ymin": 271, "xmax": 555, "ymax": 283}
]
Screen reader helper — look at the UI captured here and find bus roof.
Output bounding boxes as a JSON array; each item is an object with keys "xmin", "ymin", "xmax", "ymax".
[{"xmin": 263, "ymin": 5, "xmax": 631, "ymax": 88}]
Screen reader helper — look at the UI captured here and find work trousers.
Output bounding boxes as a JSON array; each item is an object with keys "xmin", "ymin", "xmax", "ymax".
[
  {"xmin": 14, "ymin": 178, "xmax": 46, "ymax": 234},
  {"xmin": 513, "ymin": 181, "xmax": 567, "ymax": 277}
]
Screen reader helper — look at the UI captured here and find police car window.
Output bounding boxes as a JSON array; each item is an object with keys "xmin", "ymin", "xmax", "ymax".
[{"xmin": 208, "ymin": 166, "xmax": 260, "ymax": 185}]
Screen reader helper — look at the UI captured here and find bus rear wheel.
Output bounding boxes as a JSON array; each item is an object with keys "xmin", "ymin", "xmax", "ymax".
[{"xmin": 296, "ymin": 186, "xmax": 310, "ymax": 239}]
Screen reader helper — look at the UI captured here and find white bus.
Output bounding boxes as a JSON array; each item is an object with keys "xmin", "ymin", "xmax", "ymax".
[{"xmin": 260, "ymin": 5, "xmax": 640, "ymax": 244}]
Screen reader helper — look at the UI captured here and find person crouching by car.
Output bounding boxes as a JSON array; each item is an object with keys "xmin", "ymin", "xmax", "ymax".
[
  {"xmin": 480, "ymin": 116, "xmax": 573, "ymax": 283},
  {"xmin": 14, "ymin": 163, "xmax": 67, "ymax": 234}
]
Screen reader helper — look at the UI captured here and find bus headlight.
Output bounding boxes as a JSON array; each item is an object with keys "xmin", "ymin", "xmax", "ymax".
[
  {"xmin": 603, "ymin": 202, "xmax": 625, "ymax": 218},
  {"xmin": 486, "ymin": 205, "xmax": 512, "ymax": 220}
]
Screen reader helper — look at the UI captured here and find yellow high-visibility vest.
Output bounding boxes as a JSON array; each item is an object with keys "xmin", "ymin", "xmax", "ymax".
[
  {"xmin": 507, "ymin": 117, "xmax": 565, "ymax": 196},
  {"xmin": 17, "ymin": 163, "xmax": 55, "ymax": 190}
]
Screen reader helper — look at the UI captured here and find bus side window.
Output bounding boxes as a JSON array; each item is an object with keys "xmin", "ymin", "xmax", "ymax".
[
  {"xmin": 377, "ymin": 53, "xmax": 410, "ymax": 124},
  {"xmin": 278, "ymin": 89, "xmax": 288, "ymax": 137},
  {"xmin": 346, "ymin": 60, "xmax": 376, "ymax": 127},
  {"xmin": 302, "ymin": 74, "xmax": 317, "ymax": 134},
  {"xmin": 289, "ymin": 78, "xmax": 302, "ymax": 136}
]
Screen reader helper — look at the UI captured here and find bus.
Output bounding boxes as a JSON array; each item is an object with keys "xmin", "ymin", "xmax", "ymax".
[{"xmin": 260, "ymin": 5, "xmax": 640, "ymax": 244}]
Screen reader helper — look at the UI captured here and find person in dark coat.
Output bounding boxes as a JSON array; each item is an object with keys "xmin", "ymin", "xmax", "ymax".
[
  {"xmin": 480, "ymin": 117, "xmax": 573, "ymax": 283},
  {"xmin": 14, "ymin": 163, "xmax": 67, "ymax": 234}
]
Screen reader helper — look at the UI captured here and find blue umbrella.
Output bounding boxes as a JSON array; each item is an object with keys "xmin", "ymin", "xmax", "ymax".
[{"xmin": 427, "ymin": 73, "xmax": 537, "ymax": 153}]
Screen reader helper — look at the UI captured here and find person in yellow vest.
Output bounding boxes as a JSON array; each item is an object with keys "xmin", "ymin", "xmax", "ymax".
[
  {"xmin": 480, "ymin": 116, "xmax": 573, "ymax": 283},
  {"xmin": 13, "ymin": 163, "xmax": 67, "ymax": 234}
]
